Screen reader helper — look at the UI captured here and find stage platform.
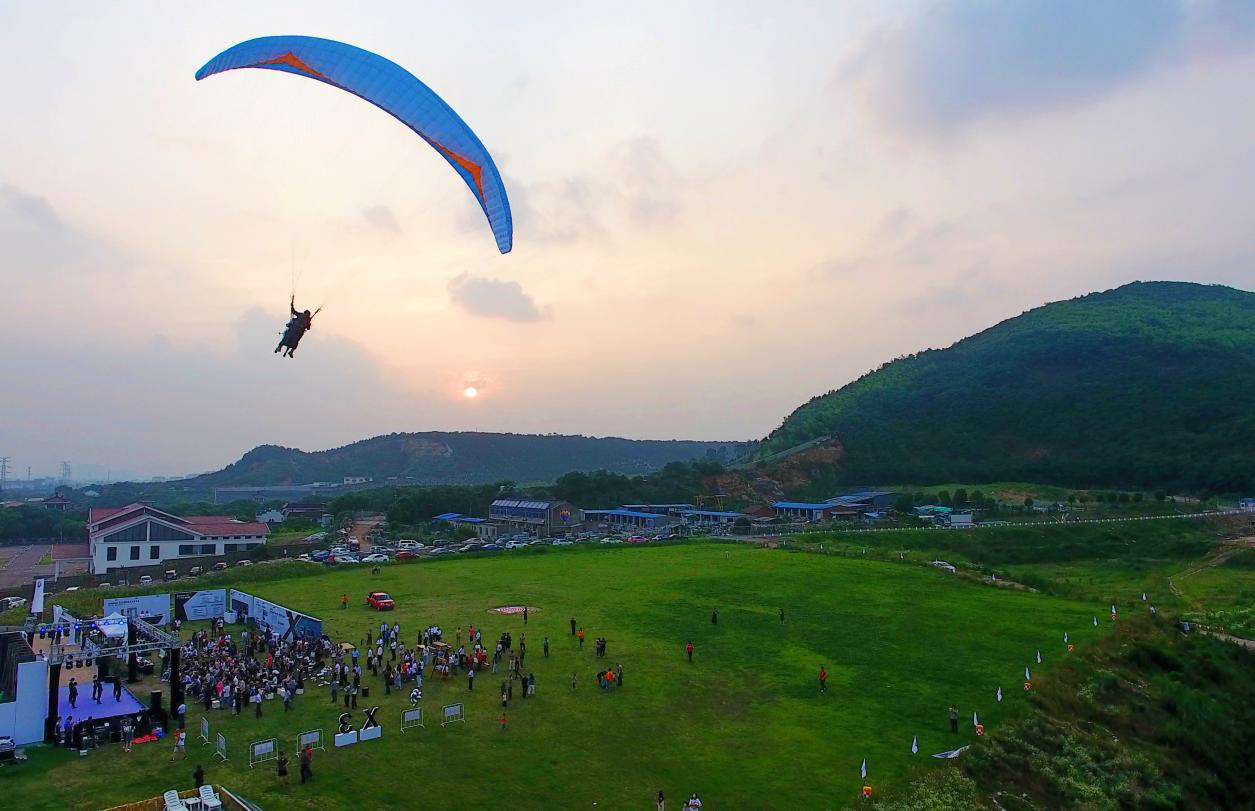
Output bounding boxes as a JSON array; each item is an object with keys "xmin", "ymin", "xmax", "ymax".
[{"xmin": 58, "ymin": 683, "xmax": 146, "ymax": 721}]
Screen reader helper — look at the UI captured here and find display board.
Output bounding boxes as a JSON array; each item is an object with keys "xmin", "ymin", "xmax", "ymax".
[
  {"xmin": 229, "ymin": 590, "xmax": 323, "ymax": 642},
  {"xmin": 103, "ymin": 594, "xmax": 172, "ymax": 625},
  {"xmin": 174, "ymin": 589, "xmax": 228, "ymax": 622}
]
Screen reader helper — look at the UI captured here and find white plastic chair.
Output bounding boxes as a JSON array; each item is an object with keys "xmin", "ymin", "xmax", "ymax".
[
  {"xmin": 163, "ymin": 790, "xmax": 190, "ymax": 811},
  {"xmin": 198, "ymin": 784, "xmax": 223, "ymax": 810}
]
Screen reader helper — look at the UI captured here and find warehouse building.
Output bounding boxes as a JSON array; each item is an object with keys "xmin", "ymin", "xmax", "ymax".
[{"xmin": 88, "ymin": 503, "xmax": 269, "ymax": 575}]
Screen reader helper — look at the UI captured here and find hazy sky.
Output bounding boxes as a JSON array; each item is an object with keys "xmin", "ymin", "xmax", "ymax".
[{"xmin": 2, "ymin": 1, "xmax": 1253, "ymax": 478}]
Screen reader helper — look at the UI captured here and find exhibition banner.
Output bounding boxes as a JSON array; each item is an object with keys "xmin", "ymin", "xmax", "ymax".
[
  {"xmin": 103, "ymin": 594, "xmax": 173, "ymax": 625},
  {"xmin": 174, "ymin": 589, "xmax": 228, "ymax": 622},
  {"xmin": 229, "ymin": 590, "xmax": 322, "ymax": 642}
]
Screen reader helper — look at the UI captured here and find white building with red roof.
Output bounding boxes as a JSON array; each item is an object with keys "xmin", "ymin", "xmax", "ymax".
[{"xmin": 87, "ymin": 503, "xmax": 269, "ymax": 575}]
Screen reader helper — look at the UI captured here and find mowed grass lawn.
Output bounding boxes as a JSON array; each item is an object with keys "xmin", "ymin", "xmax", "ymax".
[{"xmin": 9, "ymin": 543, "xmax": 1107, "ymax": 809}]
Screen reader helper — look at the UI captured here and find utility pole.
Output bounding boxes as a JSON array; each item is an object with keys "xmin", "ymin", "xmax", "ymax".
[{"xmin": 0, "ymin": 456, "xmax": 9, "ymax": 496}]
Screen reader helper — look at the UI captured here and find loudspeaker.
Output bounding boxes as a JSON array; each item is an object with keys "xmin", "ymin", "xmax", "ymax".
[{"xmin": 149, "ymin": 689, "xmax": 163, "ymax": 713}]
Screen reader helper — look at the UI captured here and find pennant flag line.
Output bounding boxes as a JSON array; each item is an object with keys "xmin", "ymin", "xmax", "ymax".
[
  {"xmin": 972, "ymin": 710, "xmax": 979, "ymax": 727},
  {"xmin": 1064, "ymin": 631, "xmax": 1069, "ymax": 643},
  {"xmin": 1093, "ymin": 616, "xmax": 1099, "ymax": 626}
]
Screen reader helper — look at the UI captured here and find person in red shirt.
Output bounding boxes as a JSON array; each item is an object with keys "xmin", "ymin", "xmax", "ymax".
[
  {"xmin": 499, "ymin": 712, "xmax": 508, "ymax": 731},
  {"xmin": 340, "ymin": 594, "xmax": 347, "ymax": 610},
  {"xmin": 577, "ymin": 628, "xmax": 585, "ymax": 648},
  {"xmin": 686, "ymin": 640, "xmax": 694, "ymax": 663},
  {"xmin": 819, "ymin": 665, "xmax": 828, "ymax": 693}
]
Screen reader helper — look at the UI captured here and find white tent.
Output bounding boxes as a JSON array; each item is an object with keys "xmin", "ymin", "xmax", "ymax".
[{"xmin": 99, "ymin": 612, "xmax": 128, "ymax": 639}]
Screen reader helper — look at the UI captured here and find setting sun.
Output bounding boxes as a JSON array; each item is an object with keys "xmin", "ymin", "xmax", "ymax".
[{"xmin": 463, "ymin": 386, "xmax": 479, "ymax": 399}]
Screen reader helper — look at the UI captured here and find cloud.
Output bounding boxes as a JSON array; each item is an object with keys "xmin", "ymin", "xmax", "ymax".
[
  {"xmin": 447, "ymin": 272, "xmax": 546, "ymax": 322},
  {"xmin": 362, "ymin": 204, "xmax": 400, "ymax": 234},
  {"xmin": 0, "ymin": 308, "xmax": 425, "ymax": 476},
  {"xmin": 502, "ymin": 138, "xmax": 684, "ymax": 244},
  {"xmin": 841, "ymin": 0, "xmax": 1255, "ymax": 137},
  {"xmin": 730, "ymin": 313, "xmax": 757, "ymax": 329},
  {"xmin": 1, "ymin": 182, "xmax": 126, "ymax": 274}
]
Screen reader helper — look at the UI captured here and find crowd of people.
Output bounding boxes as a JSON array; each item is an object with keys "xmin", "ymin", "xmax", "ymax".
[{"xmin": 179, "ymin": 619, "xmax": 323, "ymax": 719}]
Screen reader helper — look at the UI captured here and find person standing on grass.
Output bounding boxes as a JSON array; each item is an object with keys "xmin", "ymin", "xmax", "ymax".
[
  {"xmin": 122, "ymin": 717, "xmax": 134, "ymax": 752},
  {"xmin": 571, "ymin": 672, "xmax": 577, "ymax": 690},
  {"xmin": 523, "ymin": 606, "xmax": 528, "ymax": 624},
  {"xmin": 570, "ymin": 617, "xmax": 576, "ymax": 636},
  {"xmin": 686, "ymin": 640, "xmax": 694, "ymax": 663},
  {"xmin": 657, "ymin": 789, "xmax": 665, "ymax": 811},
  {"xmin": 500, "ymin": 712, "xmax": 508, "ymax": 731},
  {"xmin": 300, "ymin": 745, "xmax": 313, "ymax": 784},
  {"xmin": 170, "ymin": 727, "xmax": 187, "ymax": 761},
  {"xmin": 543, "ymin": 636, "xmax": 550, "ymax": 657},
  {"xmin": 949, "ymin": 705, "xmax": 959, "ymax": 734},
  {"xmin": 341, "ymin": 594, "xmax": 347, "ymax": 610},
  {"xmin": 818, "ymin": 665, "xmax": 827, "ymax": 693},
  {"xmin": 468, "ymin": 668, "xmax": 475, "ymax": 691},
  {"xmin": 711, "ymin": 608, "xmax": 718, "ymax": 625},
  {"xmin": 779, "ymin": 607, "xmax": 785, "ymax": 624},
  {"xmin": 578, "ymin": 628, "xmax": 585, "ymax": 648},
  {"xmin": 616, "ymin": 662, "xmax": 624, "ymax": 687},
  {"xmin": 277, "ymin": 750, "xmax": 289, "ymax": 785},
  {"xmin": 194, "ymin": 764, "xmax": 205, "ymax": 789}
]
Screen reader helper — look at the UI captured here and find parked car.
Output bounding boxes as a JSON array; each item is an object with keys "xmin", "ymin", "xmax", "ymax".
[
  {"xmin": 367, "ymin": 591, "xmax": 396, "ymax": 611},
  {"xmin": 213, "ymin": 562, "xmax": 229, "ymax": 571},
  {"xmin": 551, "ymin": 539, "xmax": 574, "ymax": 546},
  {"xmin": 503, "ymin": 541, "xmax": 527, "ymax": 550},
  {"xmin": 237, "ymin": 560, "xmax": 253, "ymax": 567},
  {"xmin": 189, "ymin": 566, "xmax": 204, "ymax": 576},
  {"xmin": 64, "ymin": 586, "xmax": 80, "ymax": 592},
  {"xmin": 2, "ymin": 596, "xmax": 28, "ymax": 609},
  {"xmin": 627, "ymin": 536, "xmax": 649, "ymax": 544},
  {"xmin": 98, "ymin": 583, "xmax": 111, "ymax": 589},
  {"xmin": 427, "ymin": 547, "xmax": 450, "ymax": 555},
  {"xmin": 481, "ymin": 543, "xmax": 503, "ymax": 551},
  {"xmin": 296, "ymin": 554, "xmax": 312, "ymax": 562},
  {"xmin": 397, "ymin": 540, "xmax": 423, "ymax": 551},
  {"xmin": 393, "ymin": 550, "xmax": 414, "ymax": 560},
  {"xmin": 164, "ymin": 569, "xmax": 178, "ymax": 581},
  {"xmin": 600, "ymin": 538, "xmax": 622, "ymax": 545},
  {"xmin": 336, "ymin": 555, "xmax": 360, "ymax": 564},
  {"xmin": 310, "ymin": 550, "xmax": 331, "ymax": 562},
  {"xmin": 138, "ymin": 575, "xmax": 154, "ymax": 585},
  {"xmin": 361, "ymin": 553, "xmax": 389, "ymax": 564},
  {"xmin": 458, "ymin": 543, "xmax": 479, "ymax": 552}
]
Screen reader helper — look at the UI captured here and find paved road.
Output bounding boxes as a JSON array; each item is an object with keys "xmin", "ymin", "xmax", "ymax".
[{"xmin": 0, "ymin": 544, "xmax": 54, "ymax": 590}]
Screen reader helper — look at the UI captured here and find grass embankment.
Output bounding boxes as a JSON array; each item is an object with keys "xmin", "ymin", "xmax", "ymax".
[
  {"xmin": 875, "ymin": 618, "xmax": 1255, "ymax": 809},
  {"xmin": 4, "ymin": 543, "xmax": 1105, "ymax": 809}
]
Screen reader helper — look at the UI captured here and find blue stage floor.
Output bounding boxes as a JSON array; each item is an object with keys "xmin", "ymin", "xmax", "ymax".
[{"xmin": 59, "ymin": 683, "xmax": 146, "ymax": 721}]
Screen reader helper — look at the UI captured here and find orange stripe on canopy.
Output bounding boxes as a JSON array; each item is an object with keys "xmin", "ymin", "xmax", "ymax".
[
  {"xmin": 429, "ymin": 140, "xmax": 487, "ymax": 207},
  {"xmin": 253, "ymin": 52, "xmax": 328, "ymax": 80}
]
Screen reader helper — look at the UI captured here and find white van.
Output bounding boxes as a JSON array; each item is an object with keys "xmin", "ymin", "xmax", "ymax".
[{"xmin": 397, "ymin": 540, "xmax": 425, "ymax": 551}]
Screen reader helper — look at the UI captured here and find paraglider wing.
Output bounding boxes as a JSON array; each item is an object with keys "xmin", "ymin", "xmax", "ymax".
[{"xmin": 195, "ymin": 35, "xmax": 512, "ymax": 254}]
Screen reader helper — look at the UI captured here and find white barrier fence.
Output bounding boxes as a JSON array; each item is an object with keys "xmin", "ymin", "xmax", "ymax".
[
  {"xmin": 199, "ymin": 717, "xmax": 210, "ymax": 745},
  {"xmin": 298, "ymin": 728, "xmax": 325, "ymax": 752},
  {"xmin": 215, "ymin": 732, "xmax": 228, "ymax": 762},
  {"xmin": 249, "ymin": 737, "xmax": 278, "ymax": 768},
  {"xmin": 441, "ymin": 703, "xmax": 465, "ymax": 726},
  {"xmin": 401, "ymin": 707, "xmax": 425, "ymax": 732}
]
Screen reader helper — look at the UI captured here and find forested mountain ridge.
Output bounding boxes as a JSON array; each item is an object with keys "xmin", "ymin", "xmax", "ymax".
[
  {"xmin": 762, "ymin": 282, "xmax": 1255, "ymax": 493},
  {"xmin": 190, "ymin": 431, "xmax": 751, "ymax": 488}
]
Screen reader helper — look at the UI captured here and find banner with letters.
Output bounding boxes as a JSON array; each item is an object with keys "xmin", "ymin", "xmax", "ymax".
[
  {"xmin": 103, "ymin": 594, "xmax": 173, "ymax": 625},
  {"xmin": 174, "ymin": 589, "xmax": 228, "ymax": 622},
  {"xmin": 229, "ymin": 590, "xmax": 322, "ymax": 642}
]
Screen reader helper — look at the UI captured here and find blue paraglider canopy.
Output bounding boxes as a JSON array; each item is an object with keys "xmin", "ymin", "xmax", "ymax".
[{"xmin": 196, "ymin": 35, "xmax": 513, "ymax": 254}]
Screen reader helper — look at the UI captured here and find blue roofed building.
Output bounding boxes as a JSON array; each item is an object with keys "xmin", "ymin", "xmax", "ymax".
[
  {"xmin": 488, "ymin": 499, "xmax": 581, "ymax": 537},
  {"xmin": 583, "ymin": 508, "xmax": 679, "ymax": 531}
]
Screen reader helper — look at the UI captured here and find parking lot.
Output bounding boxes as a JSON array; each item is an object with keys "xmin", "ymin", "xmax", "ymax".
[{"xmin": 0, "ymin": 544, "xmax": 54, "ymax": 590}]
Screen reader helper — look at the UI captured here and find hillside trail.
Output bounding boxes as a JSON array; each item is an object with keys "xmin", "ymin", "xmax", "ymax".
[{"xmin": 1168, "ymin": 534, "xmax": 1255, "ymax": 648}]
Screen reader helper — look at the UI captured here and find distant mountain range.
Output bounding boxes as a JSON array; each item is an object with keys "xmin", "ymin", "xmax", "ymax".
[
  {"xmin": 760, "ymin": 281, "xmax": 1255, "ymax": 494},
  {"xmin": 179, "ymin": 432, "xmax": 753, "ymax": 490}
]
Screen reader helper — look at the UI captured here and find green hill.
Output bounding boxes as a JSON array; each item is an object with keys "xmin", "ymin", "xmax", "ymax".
[
  {"xmin": 762, "ymin": 281, "xmax": 1255, "ymax": 494},
  {"xmin": 190, "ymin": 431, "xmax": 751, "ymax": 488}
]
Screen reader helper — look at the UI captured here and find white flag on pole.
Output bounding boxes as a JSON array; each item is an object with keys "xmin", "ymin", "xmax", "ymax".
[
  {"xmin": 1093, "ymin": 615, "xmax": 1098, "ymax": 626},
  {"xmin": 1025, "ymin": 666, "xmax": 1031, "ymax": 681},
  {"xmin": 1064, "ymin": 631, "xmax": 1069, "ymax": 643},
  {"xmin": 972, "ymin": 710, "xmax": 979, "ymax": 727},
  {"xmin": 1141, "ymin": 592, "xmax": 1147, "ymax": 601},
  {"xmin": 31, "ymin": 578, "xmax": 45, "ymax": 614},
  {"xmin": 996, "ymin": 687, "xmax": 1003, "ymax": 702},
  {"xmin": 860, "ymin": 758, "xmax": 867, "ymax": 779},
  {"xmin": 1111, "ymin": 604, "xmax": 1117, "ymax": 615},
  {"xmin": 1036, "ymin": 650, "xmax": 1042, "ymax": 664},
  {"xmin": 911, "ymin": 736, "xmax": 918, "ymax": 754}
]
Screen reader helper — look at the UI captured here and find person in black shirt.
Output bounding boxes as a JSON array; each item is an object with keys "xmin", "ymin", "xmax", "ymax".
[{"xmin": 194, "ymin": 764, "xmax": 205, "ymax": 788}]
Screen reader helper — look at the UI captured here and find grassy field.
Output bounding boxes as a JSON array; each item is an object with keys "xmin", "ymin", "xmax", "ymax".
[{"xmin": 3, "ymin": 543, "xmax": 1109, "ymax": 809}]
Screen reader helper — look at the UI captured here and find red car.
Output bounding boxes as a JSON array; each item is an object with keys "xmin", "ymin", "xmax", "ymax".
[
  {"xmin": 366, "ymin": 592, "xmax": 396, "ymax": 611},
  {"xmin": 396, "ymin": 550, "xmax": 417, "ymax": 560},
  {"xmin": 627, "ymin": 535, "xmax": 649, "ymax": 544}
]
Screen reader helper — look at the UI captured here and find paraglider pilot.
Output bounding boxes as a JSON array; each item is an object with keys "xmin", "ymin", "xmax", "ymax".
[{"xmin": 275, "ymin": 295, "xmax": 314, "ymax": 358}]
